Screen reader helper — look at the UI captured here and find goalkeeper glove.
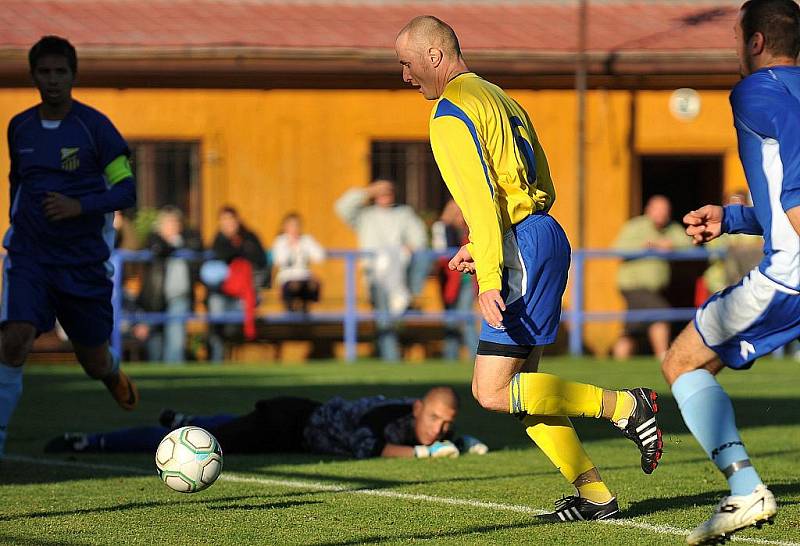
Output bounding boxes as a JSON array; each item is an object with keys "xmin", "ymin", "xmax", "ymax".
[
  {"xmin": 455, "ymin": 435, "xmax": 489, "ymax": 455},
  {"xmin": 413, "ymin": 440, "xmax": 459, "ymax": 458}
]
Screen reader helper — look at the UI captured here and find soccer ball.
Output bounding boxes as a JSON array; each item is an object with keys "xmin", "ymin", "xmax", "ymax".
[{"xmin": 155, "ymin": 426, "xmax": 223, "ymax": 493}]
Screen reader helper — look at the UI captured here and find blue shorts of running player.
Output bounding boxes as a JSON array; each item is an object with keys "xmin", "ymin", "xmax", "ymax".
[
  {"xmin": 477, "ymin": 212, "xmax": 570, "ymax": 358},
  {"xmin": 0, "ymin": 252, "xmax": 113, "ymax": 347},
  {"xmin": 695, "ymin": 266, "xmax": 800, "ymax": 369}
]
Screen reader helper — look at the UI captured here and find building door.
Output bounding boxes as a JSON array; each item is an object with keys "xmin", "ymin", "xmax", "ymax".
[{"xmin": 637, "ymin": 155, "xmax": 724, "ymax": 317}]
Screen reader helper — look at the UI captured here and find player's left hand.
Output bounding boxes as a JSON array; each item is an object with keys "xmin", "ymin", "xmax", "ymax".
[
  {"xmin": 478, "ymin": 289, "xmax": 505, "ymax": 329},
  {"xmin": 448, "ymin": 245, "xmax": 476, "ymax": 275},
  {"xmin": 43, "ymin": 192, "xmax": 82, "ymax": 221}
]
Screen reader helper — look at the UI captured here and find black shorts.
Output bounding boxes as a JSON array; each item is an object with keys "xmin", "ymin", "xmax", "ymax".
[
  {"xmin": 208, "ymin": 396, "xmax": 321, "ymax": 454},
  {"xmin": 621, "ymin": 289, "xmax": 670, "ymax": 336}
]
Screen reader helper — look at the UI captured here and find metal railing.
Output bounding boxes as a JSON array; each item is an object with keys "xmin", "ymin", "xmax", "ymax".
[
  {"xmin": 567, "ymin": 248, "xmax": 723, "ymax": 356},
  {"xmin": 108, "ymin": 247, "xmax": 730, "ymax": 361},
  {"xmin": 110, "ymin": 248, "xmax": 476, "ymax": 362}
]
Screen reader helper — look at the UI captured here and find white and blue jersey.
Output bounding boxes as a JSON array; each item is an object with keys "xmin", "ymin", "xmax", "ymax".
[
  {"xmin": 696, "ymin": 66, "xmax": 800, "ymax": 368},
  {"xmin": 2, "ymin": 101, "xmax": 134, "ymax": 345}
]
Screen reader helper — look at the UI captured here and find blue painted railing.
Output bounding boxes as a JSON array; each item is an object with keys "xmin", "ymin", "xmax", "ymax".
[
  {"xmin": 110, "ymin": 248, "xmax": 473, "ymax": 362},
  {"xmin": 567, "ymin": 248, "xmax": 723, "ymax": 356},
  {"xmin": 109, "ymin": 247, "xmax": 731, "ymax": 361}
]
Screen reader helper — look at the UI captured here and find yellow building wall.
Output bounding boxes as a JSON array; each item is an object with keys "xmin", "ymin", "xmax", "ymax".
[{"xmin": 0, "ymin": 86, "xmax": 747, "ymax": 354}]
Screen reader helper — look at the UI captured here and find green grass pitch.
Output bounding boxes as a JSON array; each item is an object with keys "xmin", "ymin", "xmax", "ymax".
[{"xmin": 1, "ymin": 357, "xmax": 798, "ymax": 545}]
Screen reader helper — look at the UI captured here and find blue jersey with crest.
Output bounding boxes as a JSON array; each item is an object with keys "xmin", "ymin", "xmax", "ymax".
[
  {"xmin": 6, "ymin": 100, "xmax": 129, "ymax": 265},
  {"xmin": 725, "ymin": 66, "xmax": 800, "ymax": 290}
]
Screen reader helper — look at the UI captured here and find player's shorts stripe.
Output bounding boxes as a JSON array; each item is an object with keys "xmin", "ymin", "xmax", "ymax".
[
  {"xmin": 516, "ymin": 246, "xmax": 528, "ymax": 298},
  {"xmin": 433, "ymin": 98, "xmax": 494, "ymax": 198},
  {"xmin": 696, "ymin": 268, "xmax": 778, "ymax": 346}
]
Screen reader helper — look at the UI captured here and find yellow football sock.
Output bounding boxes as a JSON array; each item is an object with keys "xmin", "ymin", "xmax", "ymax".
[
  {"xmin": 522, "ymin": 415, "xmax": 596, "ymax": 483},
  {"xmin": 611, "ymin": 391, "xmax": 636, "ymax": 424},
  {"xmin": 510, "ymin": 373, "xmax": 604, "ymax": 418},
  {"xmin": 576, "ymin": 481, "xmax": 614, "ymax": 504}
]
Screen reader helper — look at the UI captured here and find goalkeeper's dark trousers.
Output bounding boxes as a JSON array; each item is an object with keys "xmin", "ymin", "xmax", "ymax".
[{"xmin": 88, "ymin": 396, "xmax": 321, "ymax": 454}]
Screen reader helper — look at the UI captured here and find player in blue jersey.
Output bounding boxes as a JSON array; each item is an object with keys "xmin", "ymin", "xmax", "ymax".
[
  {"xmin": 661, "ymin": 1, "xmax": 800, "ymax": 542},
  {"xmin": 0, "ymin": 36, "xmax": 139, "ymax": 457}
]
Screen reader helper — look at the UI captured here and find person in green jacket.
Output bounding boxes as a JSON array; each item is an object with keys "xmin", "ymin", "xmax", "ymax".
[{"xmin": 612, "ymin": 195, "xmax": 690, "ymax": 360}]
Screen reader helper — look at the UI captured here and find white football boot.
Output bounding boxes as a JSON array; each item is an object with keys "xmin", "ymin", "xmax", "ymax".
[{"xmin": 687, "ymin": 484, "xmax": 777, "ymax": 545}]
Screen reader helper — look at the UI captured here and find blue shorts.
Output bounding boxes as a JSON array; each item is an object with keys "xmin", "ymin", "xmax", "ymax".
[
  {"xmin": 479, "ymin": 212, "xmax": 570, "ymax": 347},
  {"xmin": 695, "ymin": 267, "xmax": 800, "ymax": 369},
  {"xmin": 0, "ymin": 253, "xmax": 113, "ymax": 346}
]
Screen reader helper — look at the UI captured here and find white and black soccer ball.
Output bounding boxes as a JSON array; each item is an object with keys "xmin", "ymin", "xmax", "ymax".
[{"xmin": 155, "ymin": 426, "xmax": 223, "ymax": 493}]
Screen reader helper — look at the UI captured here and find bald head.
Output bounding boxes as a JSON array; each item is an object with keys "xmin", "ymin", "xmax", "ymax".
[
  {"xmin": 422, "ymin": 386, "xmax": 460, "ymax": 409},
  {"xmin": 644, "ymin": 195, "xmax": 672, "ymax": 229},
  {"xmin": 395, "ymin": 16, "xmax": 469, "ymax": 100},
  {"xmin": 398, "ymin": 15, "xmax": 462, "ymax": 59},
  {"xmin": 413, "ymin": 386, "xmax": 459, "ymax": 445}
]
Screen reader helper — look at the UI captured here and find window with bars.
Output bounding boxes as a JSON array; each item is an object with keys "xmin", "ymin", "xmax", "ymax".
[
  {"xmin": 129, "ymin": 141, "xmax": 201, "ymax": 227},
  {"xmin": 370, "ymin": 141, "xmax": 450, "ymax": 218}
]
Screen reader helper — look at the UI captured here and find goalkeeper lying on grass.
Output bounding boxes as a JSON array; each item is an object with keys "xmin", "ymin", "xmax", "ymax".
[{"xmin": 45, "ymin": 386, "xmax": 488, "ymax": 459}]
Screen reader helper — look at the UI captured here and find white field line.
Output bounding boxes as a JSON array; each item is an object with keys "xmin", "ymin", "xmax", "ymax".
[{"xmin": 5, "ymin": 454, "xmax": 799, "ymax": 546}]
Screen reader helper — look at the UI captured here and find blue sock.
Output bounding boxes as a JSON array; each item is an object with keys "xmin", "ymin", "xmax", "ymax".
[
  {"xmin": 0, "ymin": 363, "xmax": 24, "ymax": 457},
  {"xmin": 188, "ymin": 413, "xmax": 237, "ymax": 430},
  {"xmin": 93, "ymin": 426, "xmax": 170, "ymax": 453},
  {"xmin": 672, "ymin": 369, "xmax": 762, "ymax": 496}
]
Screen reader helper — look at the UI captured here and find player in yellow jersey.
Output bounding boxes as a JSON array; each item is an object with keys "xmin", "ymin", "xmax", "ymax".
[{"xmin": 395, "ymin": 16, "xmax": 664, "ymax": 521}]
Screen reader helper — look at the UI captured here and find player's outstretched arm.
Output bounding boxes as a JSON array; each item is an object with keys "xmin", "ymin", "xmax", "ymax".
[{"xmin": 381, "ymin": 443, "xmax": 415, "ymax": 457}]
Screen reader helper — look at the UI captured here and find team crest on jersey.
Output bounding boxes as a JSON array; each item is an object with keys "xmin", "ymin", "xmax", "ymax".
[{"xmin": 60, "ymin": 147, "xmax": 80, "ymax": 171}]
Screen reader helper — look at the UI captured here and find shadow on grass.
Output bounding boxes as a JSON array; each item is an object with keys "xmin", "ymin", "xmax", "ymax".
[
  {"xmin": 0, "ymin": 535, "xmax": 84, "ymax": 546},
  {"xmin": 312, "ymin": 519, "xmax": 549, "ymax": 546},
  {"xmin": 206, "ymin": 499, "xmax": 321, "ymax": 511},
  {"xmin": 624, "ymin": 481, "xmax": 800, "ymax": 518},
  {"xmin": 0, "ymin": 494, "xmax": 321, "ymax": 522}
]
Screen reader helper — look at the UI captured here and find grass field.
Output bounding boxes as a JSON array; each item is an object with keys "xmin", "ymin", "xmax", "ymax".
[{"xmin": 1, "ymin": 357, "xmax": 799, "ymax": 546}]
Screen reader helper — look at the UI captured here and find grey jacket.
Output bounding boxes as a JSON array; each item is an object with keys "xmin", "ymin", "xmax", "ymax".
[{"xmin": 335, "ymin": 188, "xmax": 427, "ymax": 251}]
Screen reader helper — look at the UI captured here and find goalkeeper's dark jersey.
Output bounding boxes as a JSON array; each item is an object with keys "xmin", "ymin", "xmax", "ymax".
[{"xmin": 302, "ymin": 396, "xmax": 420, "ymax": 459}]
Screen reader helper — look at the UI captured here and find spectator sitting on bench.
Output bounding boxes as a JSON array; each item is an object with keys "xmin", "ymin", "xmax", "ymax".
[
  {"xmin": 138, "ymin": 206, "xmax": 203, "ymax": 364},
  {"xmin": 45, "ymin": 386, "xmax": 489, "ymax": 459},
  {"xmin": 271, "ymin": 212, "xmax": 325, "ymax": 313},
  {"xmin": 205, "ymin": 206, "xmax": 268, "ymax": 363}
]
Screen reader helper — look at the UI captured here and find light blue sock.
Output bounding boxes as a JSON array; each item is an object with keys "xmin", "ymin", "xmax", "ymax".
[
  {"xmin": 0, "ymin": 363, "xmax": 24, "ymax": 457},
  {"xmin": 672, "ymin": 369, "xmax": 762, "ymax": 496}
]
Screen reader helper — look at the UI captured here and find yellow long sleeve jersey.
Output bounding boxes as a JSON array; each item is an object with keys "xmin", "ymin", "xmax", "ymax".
[{"xmin": 429, "ymin": 72, "xmax": 556, "ymax": 293}]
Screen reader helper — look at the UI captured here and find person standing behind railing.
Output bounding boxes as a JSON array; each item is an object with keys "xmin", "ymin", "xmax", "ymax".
[
  {"xmin": 205, "ymin": 206, "xmax": 268, "ymax": 363},
  {"xmin": 335, "ymin": 180, "xmax": 428, "ymax": 361},
  {"xmin": 138, "ymin": 206, "xmax": 203, "ymax": 364},
  {"xmin": 272, "ymin": 212, "xmax": 325, "ymax": 313},
  {"xmin": 612, "ymin": 195, "xmax": 690, "ymax": 360},
  {"xmin": 432, "ymin": 200, "xmax": 477, "ymax": 360}
]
